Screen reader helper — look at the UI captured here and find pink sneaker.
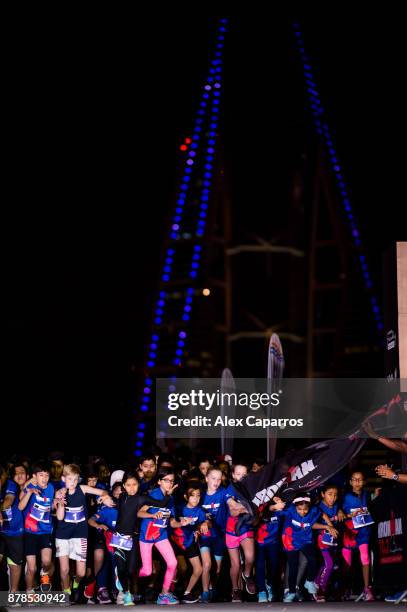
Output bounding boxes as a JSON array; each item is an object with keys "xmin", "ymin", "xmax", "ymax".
[{"xmin": 364, "ymin": 586, "xmax": 375, "ymax": 602}]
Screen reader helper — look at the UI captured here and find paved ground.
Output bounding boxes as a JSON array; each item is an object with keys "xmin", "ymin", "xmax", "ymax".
[{"xmin": 3, "ymin": 603, "xmax": 403, "ymax": 611}]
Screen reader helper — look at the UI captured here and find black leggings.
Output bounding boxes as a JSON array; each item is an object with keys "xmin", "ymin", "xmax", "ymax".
[
  {"xmin": 286, "ymin": 544, "xmax": 316, "ymax": 593},
  {"xmin": 114, "ymin": 536, "xmax": 139, "ymax": 593}
]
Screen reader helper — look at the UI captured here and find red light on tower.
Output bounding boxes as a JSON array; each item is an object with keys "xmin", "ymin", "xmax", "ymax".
[
  {"xmin": 185, "ymin": 137, "xmax": 192, "ymax": 144},
  {"xmin": 180, "ymin": 144, "xmax": 188, "ymax": 151}
]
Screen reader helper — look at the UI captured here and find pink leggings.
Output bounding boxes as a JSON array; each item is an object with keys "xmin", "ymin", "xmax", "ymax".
[
  {"xmin": 139, "ymin": 539, "xmax": 178, "ymax": 591},
  {"xmin": 342, "ymin": 543, "xmax": 369, "ymax": 566}
]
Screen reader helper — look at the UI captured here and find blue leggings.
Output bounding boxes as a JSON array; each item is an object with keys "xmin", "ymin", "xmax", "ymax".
[{"xmin": 255, "ymin": 542, "xmax": 280, "ymax": 592}]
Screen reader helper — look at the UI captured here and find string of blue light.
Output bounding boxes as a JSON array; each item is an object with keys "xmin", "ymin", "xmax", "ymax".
[
  {"xmin": 135, "ymin": 18, "xmax": 228, "ymax": 456},
  {"xmin": 292, "ymin": 22, "xmax": 383, "ymax": 334}
]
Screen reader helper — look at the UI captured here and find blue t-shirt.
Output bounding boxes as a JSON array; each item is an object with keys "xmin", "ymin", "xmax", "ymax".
[
  {"xmin": 171, "ymin": 504, "xmax": 207, "ymax": 550},
  {"xmin": 282, "ymin": 505, "xmax": 321, "ymax": 551},
  {"xmin": 200, "ymin": 485, "xmax": 233, "ymax": 540},
  {"xmin": 139, "ymin": 487, "xmax": 174, "ymax": 544},
  {"xmin": 92, "ymin": 505, "xmax": 118, "ymax": 532},
  {"xmin": 317, "ymin": 501, "xmax": 339, "ymax": 549},
  {"xmin": 0, "ymin": 479, "xmax": 24, "ymax": 536},
  {"xmin": 342, "ymin": 490, "xmax": 371, "ymax": 546},
  {"xmin": 24, "ymin": 483, "xmax": 55, "ymax": 535},
  {"xmin": 256, "ymin": 510, "xmax": 283, "ymax": 546}
]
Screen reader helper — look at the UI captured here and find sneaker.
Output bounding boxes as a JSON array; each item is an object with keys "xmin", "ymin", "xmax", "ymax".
[
  {"xmin": 157, "ymin": 592, "xmax": 179, "ymax": 605},
  {"xmin": 283, "ymin": 591, "xmax": 297, "ymax": 603},
  {"xmin": 363, "ymin": 586, "xmax": 375, "ymax": 602},
  {"xmin": 258, "ymin": 591, "xmax": 268, "ymax": 603},
  {"xmin": 40, "ymin": 573, "xmax": 51, "ymax": 593},
  {"xmin": 86, "ymin": 598, "xmax": 96, "ymax": 605},
  {"xmin": 296, "ymin": 587, "xmax": 305, "ymax": 602},
  {"xmin": 200, "ymin": 591, "xmax": 211, "ymax": 603},
  {"xmin": 231, "ymin": 589, "xmax": 243, "ymax": 603},
  {"xmin": 123, "ymin": 591, "xmax": 135, "ymax": 606},
  {"xmin": 313, "ymin": 588, "xmax": 326, "ymax": 603},
  {"xmin": 265, "ymin": 582, "xmax": 273, "ymax": 602},
  {"xmin": 97, "ymin": 587, "xmax": 112, "ymax": 604},
  {"xmin": 385, "ymin": 591, "xmax": 407, "ymax": 603},
  {"xmin": 84, "ymin": 581, "xmax": 96, "ymax": 600},
  {"xmin": 116, "ymin": 591, "xmax": 125, "ymax": 605},
  {"xmin": 71, "ymin": 588, "xmax": 82, "ymax": 605},
  {"xmin": 241, "ymin": 573, "xmax": 256, "ymax": 595},
  {"xmin": 304, "ymin": 580, "xmax": 318, "ymax": 595},
  {"xmin": 182, "ymin": 592, "xmax": 200, "ymax": 603}
]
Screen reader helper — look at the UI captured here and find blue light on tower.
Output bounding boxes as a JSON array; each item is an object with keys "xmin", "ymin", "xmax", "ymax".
[
  {"xmin": 135, "ymin": 18, "xmax": 228, "ymax": 456},
  {"xmin": 293, "ymin": 22, "xmax": 383, "ymax": 334}
]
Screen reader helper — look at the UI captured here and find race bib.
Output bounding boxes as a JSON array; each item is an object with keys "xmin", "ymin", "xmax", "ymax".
[
  {"xmin": 321, "ymin": 530, "xmax": 337, "ymax": 546},
  {"xmin": 1, "ymin": 507, "xmax": 13, "ymax": 523},
  {"xmin": 30, "ymin": 502, "xmax": 51, "ymax": 523},
  {"xmin": 65, "ymin": 506, "xmax": 86, "ymax": 523},
  {"xmin": 351, "ymin": 510, "xmax": 374, "ymax": 529},
  {"xmin": 151, "ymin": 508, "xmax": 171, "ymax": 529},
  {"xmin": 111, "ymin": 532, "xmax": 133, "ymax": 551}
]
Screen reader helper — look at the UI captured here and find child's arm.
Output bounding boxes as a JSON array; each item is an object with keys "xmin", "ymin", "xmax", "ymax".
[
  {"xmin": 227, "ymin": 497, "xmax": 247, "ymax": 516},
  {"xmin": 88, "ymin": 517, "xmax": 109, "ymax": 531},
  {"xmin": 198, "ymin": 520, "xmax": 209, "ymax": 535},
  {"xmin": 55, "ymin": 496, "xmax": 66, "ymax": 521},
  {"xmin": 18, "ymin": 487, "xmax": 37, "ymax": 511},
  {"xmin": 269, "ymin": 497, "xmax": 285, "ymax": 512},
  {"xmin": 312, "ymin": 522, "xmax": 338, "ymax": 537},
  {"xmin": 80, "ymin": 485, "xmax": 114, "ymax": 506},
  {"xmin": 170, "ymin": 517, "xmax": 194, "ymax": 528},
  {"xmin": 0, "ymin": 493, "xmax": 15, "ymax": 512},
  {"xmin": 137, "ymin": 505, "xmax": 163, "ymax": 519}
]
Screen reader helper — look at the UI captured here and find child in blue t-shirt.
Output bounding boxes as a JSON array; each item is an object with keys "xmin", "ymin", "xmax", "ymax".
[
  {"xmin": 342, "ymin": 471, "xmax": 374, "ymax": 601},
  {"xmin": 171, "ymin": 484, "xmax": 208, "ymax": 603},
  {"xmin": 0, "ymin": 467, "xmax": 24, "ymax": 595},
  {"xmin": 18, "ymin": 461, "xmax": 56, "ymax": 592},
  {"xmin": 255, "ymin": 496, "xmax": 286, "ymax": 602},
  {"xmin": 138, "ymin": 467, "xmax": 193, "ymax": 605},
  {"xmin": 282, "ymin": 495, "xmax": 337, "ymax": 602}
]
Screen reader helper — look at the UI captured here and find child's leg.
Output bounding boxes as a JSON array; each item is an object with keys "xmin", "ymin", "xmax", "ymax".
[
  {"xmin": 265, "ymin": 542, "xmax": 280, "ymax": 591},
  {"xmin": 241, "ymin": 537, "xmax": 255, "ymax": 578},
  {"xmin": 359, "ymin": 544, "xmax": 370, "ymax": 588},
  {"xmin": 316, "ymin": 549, "xmax": 335, "ymax": 592},
  {"xmin": 200, "ymin": 548, "xmax": 212, "ymax": 593},
  {"xmin": 94, "ymin": 547, "xmax": 106, "ymax": 587},
  {"xmin": 40, "ymin": 547, "xmax": 53, "ymax": 576},
  {"xmin": 58, "ymin": 556, "xmax": 70, "ymax": 591},
  {"xmin": 286, "ymin": 550, "xmax": 300, "ymax": 593},
  {"xmin": 154, "ymin": 539, "xmax": 178, "ymax": 594},
  {"xmin": 8, "ymin": 560, "xmax": 22, "ymax": 593},
  {"xmin": 25, "ymin": 555, "xmax": 37, "ymax": 591},
  {"xmin": 228, "ymin": 547, "xmax": 241, "ymax": 590},
  {"xmin": 255, "ymin": 544, "xmax": 267, "ymax": 592},
  {"xmin": 139, "ymin": 542, "xmax": 154, "ymax": 579},
  {"xmin": 114, "ymin": 549, "xmax": 129, "ymax": 593},
  {"xmin": 75, "ymin": 560, "xmax": 86, "ymax": 581},
  {"xmin": 185, "ymin": 556, "xmax": 202, "ymax": 594},
  {"xmin": 300, "ymin": 544, "xmax": 317, "ymax": 581}
]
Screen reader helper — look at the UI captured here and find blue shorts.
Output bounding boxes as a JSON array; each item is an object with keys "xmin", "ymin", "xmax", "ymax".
[{"xmin": 199, "ymin": 536, "xmax": 225, "ymax": 560}]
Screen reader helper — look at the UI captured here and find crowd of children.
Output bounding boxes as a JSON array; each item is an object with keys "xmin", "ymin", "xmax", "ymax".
[{"xmin": 0, "ymin": 450, "xmax": 402, "ymax": 605}]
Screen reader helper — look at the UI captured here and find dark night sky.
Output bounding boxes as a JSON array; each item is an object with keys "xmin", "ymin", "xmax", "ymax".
[{"xmin": 2, "ymin": 13, "xmax": 405, "ymax": 461}]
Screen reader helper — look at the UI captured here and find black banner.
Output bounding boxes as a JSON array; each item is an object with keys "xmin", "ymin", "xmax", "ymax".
[
  {"xmin": 234, "ymin": 437, "xmax": 365, "ymax": 510},
  {"xmin": 370, "ymin": 485, "xmax": 407, "ymax": 592}
]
